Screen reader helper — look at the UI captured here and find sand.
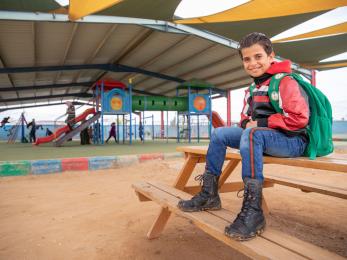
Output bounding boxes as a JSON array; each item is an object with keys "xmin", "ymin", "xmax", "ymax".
[{"xmin": 0, "ymin": 159, "xmax": 346, "ymax": 259}]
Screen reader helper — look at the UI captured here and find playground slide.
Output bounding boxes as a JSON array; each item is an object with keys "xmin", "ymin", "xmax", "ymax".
[
  {"xmin": 210, "ymin": 111, "xmax": 226, "ymax": 128},
  {"xmin": 35, "ymin": 108, "xmax": 96, "ymax": 145}
]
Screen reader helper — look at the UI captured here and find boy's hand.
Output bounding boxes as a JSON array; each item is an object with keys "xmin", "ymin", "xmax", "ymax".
[{"xmin": 246, "ymin": 120, "xmax": 257, "ymax": 128}]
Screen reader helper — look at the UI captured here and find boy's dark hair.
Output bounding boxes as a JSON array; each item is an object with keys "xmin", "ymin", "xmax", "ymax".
[{"xmin": 238, "ymin": 32, "xmax": 273, "ymax": 58}]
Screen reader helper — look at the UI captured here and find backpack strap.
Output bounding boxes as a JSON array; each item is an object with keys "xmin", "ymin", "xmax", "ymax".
[
  {"xmin": 249, "ymin": 82, "xmax": 256, "ymax": 97},
  {"xmin": 268, "ymin": 72, "xmax": 295, "ymax": 113}
]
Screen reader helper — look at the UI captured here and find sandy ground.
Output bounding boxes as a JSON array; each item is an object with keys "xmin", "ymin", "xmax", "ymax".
[{"xmin": 0, "ymin": 158, "xmax": 346, "ymax": 260}]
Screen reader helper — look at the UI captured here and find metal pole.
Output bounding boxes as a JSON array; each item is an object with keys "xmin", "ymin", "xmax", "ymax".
[
  {"xmin": 117, "ymin": 115, "xmax": 119, "ymax": 143},
  {"xmin": 227, "ymin": 89, "xmax": 231, "ymax": 126},
  {"xmin": 188, "ymin": 86, "xmax": 191, "ymax": 143},
  {"xmin": 311, "ymin": 69, "xmax": 316, "ymax": 87},
  {"xmin": 101, "ymin": 81, "xmax": 104, "ymax": 144},
  {"xmin": 122, "ymin": 114, "xmax": 125, "ymax": 144},
  {"xmin": 152, "ymin": 114, "xmax": 154, "ymax": 141},
  {"xmin": 166, "ymin": 110, "xmax": 169, "ymax": 143},
  {"xmin": 197, "ymin": 114, "xmax": 200, "ymax": 143},
  {"xmin": 128, "ymin": 82, "xmax": 132, "ymax": 145},
  {"xmin": 208, "ymin": 88, "xmax": 212, "ymax": 139}
]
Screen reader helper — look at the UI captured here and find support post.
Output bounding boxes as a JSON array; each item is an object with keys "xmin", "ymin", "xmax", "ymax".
[
  {"xmin": 227, "ymin": 89, "xmax": 231, "ymax": 126},
  {"xmin": 160, "ymin": 111, "xmax": 164, "ymax": 139},
  {"xmin": 311, "ymin": 69, "xmax": 316, "ymax": 87}
]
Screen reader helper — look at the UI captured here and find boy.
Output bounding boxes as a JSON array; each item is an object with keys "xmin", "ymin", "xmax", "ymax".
[
  {"xmin": 178, "ymin": 32, "xmax": 309, "ymax": 241},
  {"xmin": 65, "ymin": 101, "xmax": 76, "ymax": 130}
]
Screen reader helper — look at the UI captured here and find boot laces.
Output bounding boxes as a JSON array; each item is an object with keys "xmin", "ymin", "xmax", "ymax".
[
  {"xmin": 236, "ymin": 189, "xmax": 254, "ymax": 220},
  {"xmin": 194, "ymin": 174, "xmax": 204, "ymax": 186}
]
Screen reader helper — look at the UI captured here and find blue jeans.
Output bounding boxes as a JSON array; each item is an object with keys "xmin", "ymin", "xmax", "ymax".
[{"xmin": 205, "ymin": 127, "xmax": 307, "ymax": 182}]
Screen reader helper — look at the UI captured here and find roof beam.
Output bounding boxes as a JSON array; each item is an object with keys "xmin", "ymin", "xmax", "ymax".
[
  {"xmin": 0, "ymin": 63, "xmax": 184, "ymax": 82},
  {"xmin": 0, "ymin": 93, "xmax": 93, "ymax": 103},
  {"xmin": 0, "ymin": 101, "xmax": 91, "ymax": 113},
  {"xmin": 0, "ymin": 82, "xmax": 94, "ymax": 92}
]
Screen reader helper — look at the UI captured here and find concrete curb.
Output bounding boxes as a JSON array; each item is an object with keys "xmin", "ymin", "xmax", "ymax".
[{"xmin": 0, "ymin": 152, "xmax": 184, "ymax": 177}]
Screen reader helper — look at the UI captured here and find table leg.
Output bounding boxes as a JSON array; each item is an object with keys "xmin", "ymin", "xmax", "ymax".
[
  {"xmin": 146, "ymin": 154, "xmax": 200, "ymax": 239},
  {"xmin": 218, "ymin": 159, "xmax": 241, "ymax": 188}
]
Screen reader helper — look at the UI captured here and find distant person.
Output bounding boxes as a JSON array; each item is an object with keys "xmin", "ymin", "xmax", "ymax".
[
  {"xmin": 27, "ymin": 118, "xmax": 37, "ymax": 143},
  {"xmin": 139, "ymin": 123, "xmax": 144, "ymax": 142},
  {"xmin": 80, "ymin": 120, "xmax": 90, "ymax": 145},
  {"xmin": 88, "ymin": 126, "xmax": 93, "ymax": 144},
  {"xmin": 46, "ymin": 128, "xmax": 53, "ymax": 136},
  {"xmin": 106, "ymin": 122, "xmax": 118, "ymax": 143},
  {"xmin": 65, "ymin": 101, "xmax": 76, "ymax": 131},
  {"xmin": 0, "ymin": 116, "xmax": 10, "ymax": 128}
]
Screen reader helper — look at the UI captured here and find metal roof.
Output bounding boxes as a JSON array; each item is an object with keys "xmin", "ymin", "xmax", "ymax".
[{"xmin": 0, "ymin": 11, "xmax": 311, "ymax": 111}]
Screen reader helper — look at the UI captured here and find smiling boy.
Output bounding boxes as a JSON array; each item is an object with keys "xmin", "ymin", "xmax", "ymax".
[{"xmin": 178, "ymin": 32, "xmax": 309, "ymax": 241}]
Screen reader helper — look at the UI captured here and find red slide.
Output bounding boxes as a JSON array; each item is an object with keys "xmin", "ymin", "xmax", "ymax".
[
  {"xmin": 35, "ymin": 108, "xmax": 96, "ymax": 145},
  {"xmin": 209, "ymin": 111, "xmax": 226, "ymax": 128}
]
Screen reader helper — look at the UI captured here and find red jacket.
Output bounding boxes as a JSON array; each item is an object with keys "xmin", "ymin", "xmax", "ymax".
[{"xmin": 240, "ymin": 60, "xmax": 309, "ymax": 135}]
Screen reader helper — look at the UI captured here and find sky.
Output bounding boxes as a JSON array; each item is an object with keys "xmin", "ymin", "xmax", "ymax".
[{"xmin": 1, "ymin": 0, "xmax": 347, "ymax": 123}]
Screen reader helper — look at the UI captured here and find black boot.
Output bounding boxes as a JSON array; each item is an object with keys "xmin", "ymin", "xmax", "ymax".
[
  {"xmin": 224, "ymin": 178, "xmax": 265, "ymax": 241},
  {"xmin": 177, "ymin": 171, "xmax": 221, "ymax": 212}
]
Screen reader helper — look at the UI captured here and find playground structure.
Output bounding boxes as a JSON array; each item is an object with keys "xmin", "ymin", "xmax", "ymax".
[
  {"xmin": 6, "ymin": 113, "xmax": 27, "ymax": 144},
  {"xmin": 35, "ymin": 108, "xmax": 99, "ymax": 146},
  {"xmin": 94, "ymin": 79, "xmax": 223, "ymax": 145},
  {"xmin": 22, "ymin": 78, "xmax": 225, "ymax": 147}
]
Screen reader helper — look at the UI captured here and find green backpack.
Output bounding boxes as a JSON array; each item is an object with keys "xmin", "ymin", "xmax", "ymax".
[{"xmin": 249, "ymin": 73, "xmax": 334, "ymax": 160}]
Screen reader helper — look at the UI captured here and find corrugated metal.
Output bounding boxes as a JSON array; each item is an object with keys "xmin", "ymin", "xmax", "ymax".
[{"xmin": 0, "ymin": 17, "xmax": 308, "ymax": 109}]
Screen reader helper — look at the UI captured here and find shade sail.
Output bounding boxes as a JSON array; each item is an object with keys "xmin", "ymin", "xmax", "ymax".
[
  {"xmin": 175, "ymin": 0, "xmax": 347, "ymax": 24},
  {"xmin": 273, "ymin": 33, "xmax": 347, "ymax": 64},
  {"xmin": 273, "ymin": 22, "xmax": 347, "ymax": 42},
  {"xmin": 190, "ymin": 12, "xmax": 324, "ymax": 41},
  {"xmin": 69, "ymin": 0, "xmax": 123, "ymax": 21}
]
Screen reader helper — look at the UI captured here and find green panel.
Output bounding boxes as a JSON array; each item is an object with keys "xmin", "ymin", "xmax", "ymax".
[
  {"xmin": 0, "ymin": 0, "xmax": 60, "ymax": 12},
  {"xmin": 98, "ymin": 0, "xmax": 181, "ymax": 21},
  {"xmin": 0, "ymin": 161, "xmax": 31, "ymax": 176},
  {"xmin": 132, "ymin": 96, "xmax": 188, "ymax": 111}
]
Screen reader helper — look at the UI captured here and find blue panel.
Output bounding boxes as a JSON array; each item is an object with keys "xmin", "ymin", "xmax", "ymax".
[
  {"xmin": 102, "ymin": 89, "xmax": 131, "ymax": 114},
  {"xmin": 88, "ymin": 156, "xmax": 117, "ymax": 170},
  {"xmin": 31, "ymin": 160, "xmax": 62, "ymax": 174}
]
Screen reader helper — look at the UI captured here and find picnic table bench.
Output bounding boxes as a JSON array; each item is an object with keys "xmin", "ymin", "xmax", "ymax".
[{"xmin": 132, "ymin": 146, "xmax": 347, "ymax": 259}]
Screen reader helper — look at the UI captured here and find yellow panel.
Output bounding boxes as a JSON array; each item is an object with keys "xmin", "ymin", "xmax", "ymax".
[
  {"xmin": 302, "ymin": 61, "xmax": 347, "ymax": 69},
  {"xmin": 175, "ymin": 0, "xmax": 347, "ymax": 24},
  {"xmin": 69, "ymin": 0, "xmax": 123, "ymax": 21},
  {"xmin": 273, "ymin": 22, "xmax": 347, "ymax": 42}
]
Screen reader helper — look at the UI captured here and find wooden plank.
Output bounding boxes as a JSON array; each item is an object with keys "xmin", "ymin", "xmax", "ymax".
[
  {"xmin": 177, "ymin": 146, "xmax": 347, "ymax": 173},
  {"xmin": 214, "ymin": 209, "xmax": 345, "ymax": 260},
  {"xmin": 133, "ymin": 181, "xmax": 319, "ymax": 260},
  {"xmin": 265, "ymin": 175, "xmax": 347, "ymax": 199}
]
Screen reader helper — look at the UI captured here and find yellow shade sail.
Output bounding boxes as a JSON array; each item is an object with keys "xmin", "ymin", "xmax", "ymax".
[
  {"xmin": 69, "ymin": 0, "xmax": 123, "ymax": 21},
  {"xmin": 273, "ymin": 22, "xmax": 347, "ymax": 42},
  {"xmin": 302, "ymin": 61, "xmax": 347, "ymax": 69},
  {"xmin": 175, "ymin": 0, "xmax": 347, "ymax": 24}
]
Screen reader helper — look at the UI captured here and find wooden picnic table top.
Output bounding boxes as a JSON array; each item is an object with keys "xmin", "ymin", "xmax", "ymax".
[{"xmin": 176, "ymin": 146, "xmax": 347, "ymax": 173}]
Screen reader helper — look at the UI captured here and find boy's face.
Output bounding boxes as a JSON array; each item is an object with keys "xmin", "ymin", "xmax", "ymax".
[{"xmin": 241, "ymin": 43, "xmax": 274, "ymax": 77}]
